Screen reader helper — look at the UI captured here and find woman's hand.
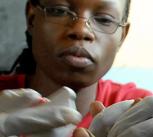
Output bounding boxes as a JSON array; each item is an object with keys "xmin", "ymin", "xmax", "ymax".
[
  {"xmin": 73, "ymin": 100, "xmax": 136, "ymax": 137},
  {"xmin": 73, "ymin": 128, "xmax": 95, "ymax": 137},
  {"xmin": 85, "ymin": 97, "xmax": 153, "ymax": 137},
  {"xmin": 0, "ymin": 88, "xmax": 45, "ymax": 136},
  {"xmin": 0, "ymin": 87, "xmax": 82, "ymax": 137},
  {"xmin": 89, "ymin": 100, "xmax": 135, "ymax": 137},
  {"xmin": 108, "ymin": 96, "xmax": 153, "ymax": 137}
]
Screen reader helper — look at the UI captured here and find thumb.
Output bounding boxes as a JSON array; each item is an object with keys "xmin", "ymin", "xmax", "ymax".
[
  {"xmin": 89, "ymin": 101, "xmax": 105, "ymax": 117},
  {"xmin": 4, "ymin": 106, "xmax": 82, "ymax": 136},
  {"xmin": 73, "ymin": 128, "xmax": 95, "ymax": 137}
]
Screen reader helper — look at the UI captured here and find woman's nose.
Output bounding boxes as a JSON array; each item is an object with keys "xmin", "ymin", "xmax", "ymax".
[{"xmin": 66, "ymin": 18, "xmax": 95, "ymax": 42}]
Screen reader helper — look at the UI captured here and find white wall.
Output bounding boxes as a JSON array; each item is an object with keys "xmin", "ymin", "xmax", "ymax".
[{"xmin": 114, "ymin": 0, "xmax": 153, "ymax": 68}]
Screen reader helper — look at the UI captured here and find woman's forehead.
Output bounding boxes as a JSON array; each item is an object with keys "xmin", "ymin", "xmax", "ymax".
[
  {"xmin": 40, "ymin": 0, "xmax": 126, "ymax": 6},
  {"xmin": 40, "ymin": 0, "xmax": 126, "ymax": 11}
]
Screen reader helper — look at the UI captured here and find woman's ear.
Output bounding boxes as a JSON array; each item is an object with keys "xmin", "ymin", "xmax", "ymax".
[
  {"xmin": 120, "ymin": 22, "xmax": 130, "ymax": 44},
  {"xmin": 116, "ymin": 23, "xmax": 130, "ymax": 52},
  {"xmin": 26, "ymin": 1, "xmax": 35, "ymax": 35}
]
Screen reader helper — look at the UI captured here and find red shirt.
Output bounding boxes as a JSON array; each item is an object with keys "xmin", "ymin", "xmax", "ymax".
[{"xmin": 0, "ymin": 74, "xmax": 152, "ymax": 128}]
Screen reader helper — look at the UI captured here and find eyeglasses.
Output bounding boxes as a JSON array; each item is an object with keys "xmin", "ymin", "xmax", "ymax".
[{"xmin": 36, "ymin": 4, "xmax": 127, "ymax": 34}]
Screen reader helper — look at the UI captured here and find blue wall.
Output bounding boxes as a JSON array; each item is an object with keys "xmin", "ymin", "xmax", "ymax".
[{"xmin": 103, "ymin": 67, "xmax": 153, "ymax": 91}]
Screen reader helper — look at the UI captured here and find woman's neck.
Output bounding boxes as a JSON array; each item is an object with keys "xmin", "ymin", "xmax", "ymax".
[
  {"xmin": 76, "ymin": 83, "xmax": 98, "ymax": 116},
  {"xmin": 27, "ymin": 68, "xmax": 62, "ymax": 97}
]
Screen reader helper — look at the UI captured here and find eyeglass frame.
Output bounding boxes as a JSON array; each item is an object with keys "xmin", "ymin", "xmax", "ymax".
[{"xmin": 35, "ymin": 3, "xmax": 127, "ymax": 34}]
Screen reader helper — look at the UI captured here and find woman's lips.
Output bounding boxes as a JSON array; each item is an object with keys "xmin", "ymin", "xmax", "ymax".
[
  {"xmin": 63, "ymin": 55, "xmax": 93, "ymax": 68},
  {"xmin": 58, "ymin": 46, "xmax": 94, "ymax": 68}
]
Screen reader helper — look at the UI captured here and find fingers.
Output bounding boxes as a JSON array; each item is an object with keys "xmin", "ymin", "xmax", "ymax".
[
  {"xmin": 108, "ymin": 96, "xmax": 153, "ymax": 137},
  {"xmin": 61, "ymin": 107, "xmax": 82, "ymax": 125},
  {"xmin": 89, "ymin": 101, "xmax": 105, "ymax": 117},
  {"xmin": 47, "ymin": 86, "xmax": 77, "ymax": 109},
  {"xmin": 0, "ymin": 87, "xmax": 79, "ymax": 136},
  {"xmin": 131, "ymin": 98, "xmax": 142, "ymax": 107},
  {"xmin": 73, "ymin": 128, "xmax": 90, "ymax": 137},
  {"xmin": 0, "ymin": 89, "xmax": 43, "ymax": 113},
  {"xmin": 73, "ymin": 128, "xmax": 95, "ymax": 137},
  {"xmin": 89, "ymin": 100, "xmax": 134, "ymax": 137},
  {"xmin": 5, "ymin": 105, "xmax": 82, "ymax": 136},
  {"xmin": 118, "ymin": 118, "xmax": 153, "ymax": 137}
]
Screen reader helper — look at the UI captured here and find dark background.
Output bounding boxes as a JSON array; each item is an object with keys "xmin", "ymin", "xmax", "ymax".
[{"xmin": 0, "ymin": 0, "xmax": 27, "ymax": 71}]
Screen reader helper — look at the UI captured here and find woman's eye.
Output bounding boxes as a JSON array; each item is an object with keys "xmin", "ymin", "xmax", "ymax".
[
  {"xmin": 46, "ymin": 7, "xmax": 69, "ymax": 17},
  {"xmin": 94, "ymin": 16, "xmax": 114, "ymax": 26}
]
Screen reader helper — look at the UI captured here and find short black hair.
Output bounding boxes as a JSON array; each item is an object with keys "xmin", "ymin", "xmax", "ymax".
[{"xmin": 30, "ymin": 0, "xmax": 39, "ymax": 6}]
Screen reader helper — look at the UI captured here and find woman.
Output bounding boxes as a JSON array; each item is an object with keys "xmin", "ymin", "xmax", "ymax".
[{"xmin": 0, "ymin": 0, "xmax": 153, "ymax": 137}]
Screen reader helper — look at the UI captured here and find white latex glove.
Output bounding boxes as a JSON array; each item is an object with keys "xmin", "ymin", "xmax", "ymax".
[
  {"xmin": 30, "ymin": 87, "xmax": 79, "ymax": 137},
  {"xmin": 108, "ymin": 96, "xmax": 153, "ymax": 137},
  {"xmin": 0, "ymin": 87, "xmax": 82, "ymax": 137},
  {"xmin": 0, "ymin": 88, "xmax": 45, "ymax": 113},
  {"xmin": 0, "ymin": 88, "xmax": 46, "ymax": 137},
  {"xmin": 89, "ymin": 100, "xmax": 135, "ymax": 137}
]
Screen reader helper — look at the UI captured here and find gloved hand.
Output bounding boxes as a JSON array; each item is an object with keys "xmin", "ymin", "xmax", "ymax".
[
  {"xmin": 73, "ymin": 99, "xmax": 142, "ymax": 137},
  {"xmin": 72, "ymin": 101, "xmax": 104, "ymax": 137},
  {"xmin": 0, "ymin": 88, "xmax": 46, "ymax": 113},
  {"xmin": 20, "ymin": 87, "xmax": 82, "ymax": 137},
  {"xmin": 0, "ymin": 87, "xmax": 82, "ymax": 137},
  {"xmin": 108, "ymin": 96, "xmax": 153, "ymax": 137},
  {"xmin": 89, "ymin": 100, "xmax": 135, "ymax": 137},
  {"xmin": 0, "ymin": 88, "xmax": 47, "ymax": 137}
]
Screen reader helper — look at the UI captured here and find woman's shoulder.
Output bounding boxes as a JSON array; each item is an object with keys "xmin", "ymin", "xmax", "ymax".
[
  {"xmin": 97, "ymin": 79, "xmax": 153, "ymax": 106},
  {"xmin": 0, "ymin": 74, "xmax": 26, "ymax": 91}
]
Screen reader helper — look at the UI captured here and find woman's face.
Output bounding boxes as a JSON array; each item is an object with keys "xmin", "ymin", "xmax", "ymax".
[{"xmin": 29, "ymin": 0, "xmax": 128, "ymax": 89}]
